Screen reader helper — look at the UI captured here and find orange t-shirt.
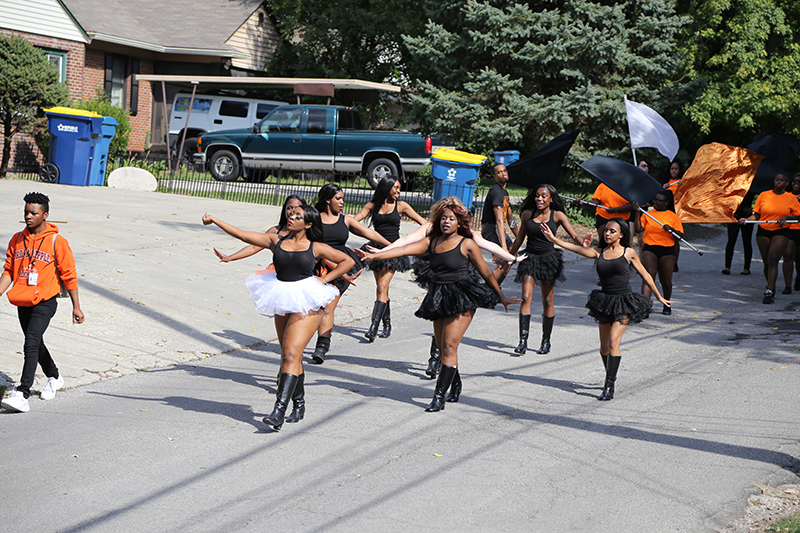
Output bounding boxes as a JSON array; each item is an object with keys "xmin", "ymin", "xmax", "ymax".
[
  {"xmin": 664, "ymin": 180, "xmax": 679, "ymax": 194},
  {"xmin": 753, "ymin": 191, "xmax": 800, "ymax": 231},
  {"xmin": 641, "ymin": 209, "xmax": 683, "ymax": 247},
  {"xmin": 592, "ymin": 184, "xmax": 631, "ymax": 220}
]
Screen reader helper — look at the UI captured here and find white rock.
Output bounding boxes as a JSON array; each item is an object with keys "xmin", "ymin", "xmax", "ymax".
[{"xmin": 107, "ymin": 167, "xmax": 157, "ymax": 192}]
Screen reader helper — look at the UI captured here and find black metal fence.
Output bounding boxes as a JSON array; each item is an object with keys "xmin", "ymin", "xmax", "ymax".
[{"xmin": 8, "ymin": 152, "xmax": 490, "ymax": 227}]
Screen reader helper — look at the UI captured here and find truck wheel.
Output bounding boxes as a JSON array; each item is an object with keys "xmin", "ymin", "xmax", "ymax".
[
  {"xmin": 366, "ymin": 158, "xmax": 398, "ymax": 188},
  {"xmin": 209, "ymin": 150, "xmax": 240, "ymax": 181},
  {"xmin": 39, "ymin": 163, "xmax": 59, "ymax": 183},
  {"xmin": 181, "ymin": 137, "xmax": 199, "ymax": 169}
]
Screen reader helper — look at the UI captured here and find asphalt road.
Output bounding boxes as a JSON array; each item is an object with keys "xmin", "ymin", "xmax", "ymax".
[{"xmin": 1, "ymin": 179, "xmax": 798, "ymax": 532}]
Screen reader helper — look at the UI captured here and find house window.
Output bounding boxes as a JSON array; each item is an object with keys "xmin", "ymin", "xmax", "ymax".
[
  {"xmin": 105, "ymin": 54, "xmax": 127, "ymax": 107},
  {"xmin": 42, "ymin": 50, "xmax": 67, "ymax": 83}
]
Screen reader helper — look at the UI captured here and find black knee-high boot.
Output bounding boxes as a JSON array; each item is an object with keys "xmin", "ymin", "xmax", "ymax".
[
  {"xmin": 600, "ymin": 353, "xmax": 609, "ymax": 371},
  {"xmin": 537, "ymin": 315, "xmax": 554, "ymax": 354},
  {"xmin": 286, "ymin": 373, "xmax": 305, "ymax": 423},
  {"xmin": 365, "ymin": 300, "xmax": 388, "ymax": 342},
  {"xmin": 426, "ymin": 364, "xmax": 457, "ymax": 412},
  {"xmin": 263, "ymin": 373, "xmax": 300, "ymax": 429},
  {"xmin": 599, "ymin": 356, "xmax": 621, "ymax": 401},
  {"xmin": 514, "ymin": 314, "xmax": 531, "ymax": 355},
  {"xmin": 445, "ymin": 368, "xmax": 462, "ymax": 402},
  {"xmin": 425, "ymin": 337, "xmax": 441, "ymax": 379},
  {"xmin": 312, "ymin": 336, "xmax": 330, "ymax": 364},
  {"xmin": 379, "ymin": 300, "xmax": 391, "ymax": 338}
]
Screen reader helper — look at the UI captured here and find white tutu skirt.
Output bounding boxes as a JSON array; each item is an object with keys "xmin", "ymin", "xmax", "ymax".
[{"xmin": 245, "ymin": 272, "xmax": 339, "ymax": 316}]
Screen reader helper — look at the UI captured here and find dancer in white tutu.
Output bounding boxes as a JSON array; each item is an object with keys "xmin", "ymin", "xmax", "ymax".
[
  {"xmin": 358, "ymin": 201, "xmax": 520, "ymax": 412},
  {"xmin": 540, "ymin": 217, "xmax": 669, "ymax": 401},
  {"xmin": 212, "ymin": 194, "xmax": 306, "ymax": 263},
  {"xmin": 202, "ymin": 205, "xmax": 354, "ymax": 429}
]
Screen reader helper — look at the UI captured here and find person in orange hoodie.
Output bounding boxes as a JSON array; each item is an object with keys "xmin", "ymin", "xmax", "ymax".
[{"xmin": 1, "ymin": 192, "xmax": 83, "ymax": 413}]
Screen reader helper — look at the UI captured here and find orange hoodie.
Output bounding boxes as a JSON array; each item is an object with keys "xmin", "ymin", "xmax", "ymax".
[{"xmin": 3, "ymin": 223, "xmax": 78, "ymax": 307}]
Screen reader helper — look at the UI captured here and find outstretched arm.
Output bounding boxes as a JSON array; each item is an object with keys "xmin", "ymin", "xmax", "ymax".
[
  {"xmin": 555, "ymin": 211, "xmax": 592, "ymax": 246},
  {"xmin": 352, "ymin": 202, "xmax": 373, "ymax": 223},
  {"xmin": 470, "ymin": 230, "xmax": 518, "ymax": 262},
  {"xmin": 346, "ymin": 217, "xmax": 391, "ymax": 247},
  {"xmin": 214, "ymin": 244, "xmax": 264, "ymax": 262},
  {"xmin": 626, "ymin": 248, "xmax": 671, "ymax": 307},
  {"xmin": 464, "ymin": 239, "xmax": 520, "ymax": 312},
  {"xmin": 539, "ymin": 223, "xmax": 599, "ymax": 259},
  {"xmin": 378, "ymin": 222, "xmax": 431, "ymax": 252},
  {"xmin": 398, "ymin": 201, "xmax": 428, "ymax": 226},
  {"xmin": 356, "ymin": 238, "xmax": 429, "ymax": 261},
  {"xmin": 202, "ymin": 214, "xmax": 278, "ymax": 250}
]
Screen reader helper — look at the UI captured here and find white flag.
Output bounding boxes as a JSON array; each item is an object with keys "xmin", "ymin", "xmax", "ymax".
[{"xmin": 624, "ymin": 98, "xmax": 679, "ymax": 161}]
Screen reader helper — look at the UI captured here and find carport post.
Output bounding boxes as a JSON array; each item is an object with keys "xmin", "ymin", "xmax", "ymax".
[
  {"xmin": 162, "ymin": 80, "xmax": 172, "ymax": 173},
  {"xmin": 174, "ymin": 81, "xmax": 199, "ymax": 174}
]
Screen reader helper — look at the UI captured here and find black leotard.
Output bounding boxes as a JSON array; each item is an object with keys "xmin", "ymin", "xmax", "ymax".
[
  {"xmin": 322, "ymin": 214, "xmax": 349, "ymax": 249},
  {"xmin": 524, "ymin": 210, "xmax": 560, "ymax": 255},
  {"xmin": 373, "ymin": 203, "xmax": 401, "ymax": 242},
  {"xmin": 429, "ymin": 237, "xmax": 469, "ymax": 284},
  {"xmin": 273, "ymin": 237, "xmax": 315, "ymax": 282},
  {"xmin": 596, "ymin": 249, "xmax": 631, "ymax": 294}
]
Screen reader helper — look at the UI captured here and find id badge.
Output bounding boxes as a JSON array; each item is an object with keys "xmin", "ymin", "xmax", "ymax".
[{"xmin": 28, "ymin": 270, "xmax": 38, "ymax": 286}]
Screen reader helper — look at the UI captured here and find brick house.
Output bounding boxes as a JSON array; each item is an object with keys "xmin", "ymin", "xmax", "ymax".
[{"xmin": 0, "ymin": 0, "xmax": 279, "ymax": 169}]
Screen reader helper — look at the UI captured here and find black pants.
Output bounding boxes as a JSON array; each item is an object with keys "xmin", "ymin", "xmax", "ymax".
[
  {"xmin": 17, "ymin": 297, "xmax": 59, "ymax": 398},
  {"xmin": 725, "ymin": 223, "xmax": 753, "ymax": 270}
]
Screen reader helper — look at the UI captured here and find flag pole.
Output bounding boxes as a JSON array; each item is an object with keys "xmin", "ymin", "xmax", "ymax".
[
  {"xmin": 638, "ymin": 207, "xmax": 703, "ymax": 255},
  {"xmin": 559, "ymin": 194, "xmax": 611, "ymax": 211},
  {"xmin": 624, "ymin": 95, "xmax": 637, "ymax": 164}
]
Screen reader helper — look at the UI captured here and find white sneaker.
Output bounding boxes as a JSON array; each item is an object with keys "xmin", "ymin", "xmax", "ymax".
[
  {"xmin": 2, "ymin": 390, "xmax": 30, "ymax": 413},
  {"xmin": 40, "ymin": 375, "xmax": 64, "ymax": 401}
]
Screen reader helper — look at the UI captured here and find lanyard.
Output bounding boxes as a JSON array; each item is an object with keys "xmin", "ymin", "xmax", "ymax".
[{"xmin": 22, "ymin": 233, "xmax": 46, "ymax": 270}]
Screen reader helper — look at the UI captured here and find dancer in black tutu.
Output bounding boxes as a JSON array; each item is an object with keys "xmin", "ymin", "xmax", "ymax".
[
  {"xmin": 212, "ymin": 195, "xmax": 306, "ymax": 263},
  {"xmin": 353, "ymin": 176, "xmax": 426, "ymax": 341},
  {"xmin": 202, "ymin": 206, "xmax": 354, "ymax": 429},
  {"xmin": 540, "ymin": 217, "xmax": 669, "ymax": 401},
  {"xmin": 359, "ymin": 201, "xmax": 520, "ymax": 412},
  {"xmin": 364, "ymin": 196, "xmax": 524, "ymax": 378},
  {"xmin": 311, "ymin": 183, "xmax": 391, "ymax": 363},
  {"xmin": 509, "ymin": 184, "xmax": 591, "ymax": 355}
]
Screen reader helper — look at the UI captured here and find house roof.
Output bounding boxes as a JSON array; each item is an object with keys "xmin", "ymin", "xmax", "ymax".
[{"xmin": 61, "ymin": 0, "xmax": 263, "ymax": 57}]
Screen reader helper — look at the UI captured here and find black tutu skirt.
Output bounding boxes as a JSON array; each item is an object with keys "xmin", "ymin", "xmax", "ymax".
[
  {"xmin": 514, "ymin": 249, "xmax": 566, "ymax": 284},
  {"xmin": 586, "ymin": 290, "xmax": 652, "ymax": 324},
  {"xmin": 412, "ymin": 254, "xmax": 482, "ymax": 290},
  {"xmin": 317, "ymin": 247, "xmax": 363, "ymax": 295},
  {"xmin": 415, "ymin": 278, "xmax": 499, "ymax": 321},
  {"xmin": 360, "ymin": 242, "xmax": 412, "ymax": 272}
]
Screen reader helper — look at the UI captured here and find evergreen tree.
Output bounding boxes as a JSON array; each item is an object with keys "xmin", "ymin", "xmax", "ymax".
[
  {"xmin": 0, "ymin": 34, "xmax": 69, "ymax": 178},
  {"xmin": 404, "ymin": 0, "xmax": 689, "ymax": 185}
]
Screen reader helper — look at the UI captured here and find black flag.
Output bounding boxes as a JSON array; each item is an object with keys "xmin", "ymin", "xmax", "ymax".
[
  {"xmin": 747, "ymin": 133, "xmax": 800, "ymax": 193},
  {"xmin": 577, "ymin": 155, "xmax": 665, "ymax": 206},
  {"xmin": 506, "ymin": 127, "xmax": 581, "ymax": 189}
]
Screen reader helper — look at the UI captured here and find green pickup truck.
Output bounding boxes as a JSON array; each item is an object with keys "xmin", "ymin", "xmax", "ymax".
[{"xmin": 194, "ymin": 104, "xmax": 441, "ymax": 187}]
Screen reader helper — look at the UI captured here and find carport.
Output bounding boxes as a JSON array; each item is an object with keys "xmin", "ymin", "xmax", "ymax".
[{"xmin": 135, "ymin": 74, "xmax": 401, "ymax": 171}]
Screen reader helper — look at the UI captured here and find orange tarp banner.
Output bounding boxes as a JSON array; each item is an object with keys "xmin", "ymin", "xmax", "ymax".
[{"xmin": 675, "ymin": 143, "xmax": 764, "ymax": 223}]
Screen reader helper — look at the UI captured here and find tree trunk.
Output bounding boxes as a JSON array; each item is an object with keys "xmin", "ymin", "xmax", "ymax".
[{"xmin": 1, "ymin": 117, "xmax": 12, "ymax": 179}]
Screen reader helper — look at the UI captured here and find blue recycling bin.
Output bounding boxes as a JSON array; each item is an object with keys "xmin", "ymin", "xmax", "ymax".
[
  {"xmin": 431, "ymin": 149, "xmax": 486, "ymax": 211},
  {"xmin": 43, "ymin": 107, "xmax": 103, "ymax": 186},
  {"xmin": 493, "ymin": 150, "xmax": 520, "ymax": 166},
  {"xmin": 88, "ymin": 116, "xmax": 118, "ymax": 186}
]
